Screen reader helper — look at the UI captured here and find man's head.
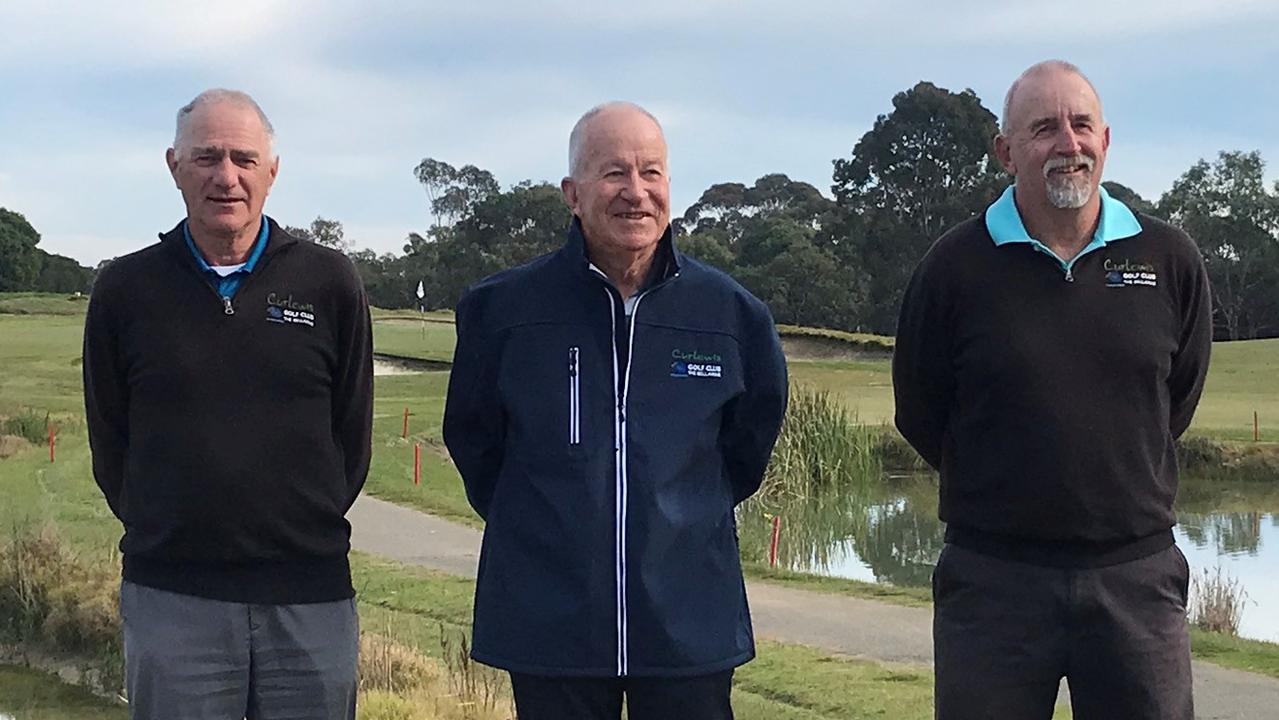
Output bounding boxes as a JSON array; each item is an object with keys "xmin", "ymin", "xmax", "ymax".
[
  {"xmin": 561, "ymin": 102, "xmax": 670, "ymax": 257},
  {"xmin": 166, "ymin": 89, "xmax": 279, "ymax": 241},
  {"xmin": 995, "ymin": 61, "xmax": 1109, "ymax": 211}
]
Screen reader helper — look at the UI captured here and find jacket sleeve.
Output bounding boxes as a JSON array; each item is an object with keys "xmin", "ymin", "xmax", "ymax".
[
  {"xmin": 334, "ymin": 262, "xmax": 374, "ymax": 510},
  {"xmin": 721, "ymin": 301, "xmax": 788, "ymax": 505},
  {"xmin": 1168, "ymin": 247, "xmax": 1213, "ymax": 439},
  {"xmin": 892, "ymin": 250, "xmax": 955, "ymax": 471},
  {"xmin": 442, "ymin": 290, "xmax": 506, "ymax": 520},
  {"xmin": 82, "ymin": 275, "xmax": 129, "ymax": 519}
]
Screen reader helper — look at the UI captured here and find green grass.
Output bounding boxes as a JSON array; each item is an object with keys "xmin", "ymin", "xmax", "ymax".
[
  {"xmin": 0, "ymin": 292, "xmax": 90, "ymax": 316},
  {"xmin": 1189, "ymin": 627, "xmax": 1279, "ymax": 679},
  {"xmin": 0, "ymin": 665, "xmax": 127, "ymax": 719},
  {"xmin": 372, "ymin": 320, "xmax": 459, "ymax": 363}
]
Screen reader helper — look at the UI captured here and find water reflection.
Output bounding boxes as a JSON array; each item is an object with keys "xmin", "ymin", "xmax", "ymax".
[{"xmin": 738, "ymin": 477, "xmax": 1279, "ymax": 642}]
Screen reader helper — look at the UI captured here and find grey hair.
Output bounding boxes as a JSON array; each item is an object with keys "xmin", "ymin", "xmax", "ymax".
[
  {"xmin": 1000, "ymin": 60, "xmax": 1103, "ymax": 133},
  {"xmin": 567, "ymin": 101, "xmax": 663, "ymax": 178},
  {"xmin": 173, "ymin": 89, "xmax": 276, "ymax": 158}
]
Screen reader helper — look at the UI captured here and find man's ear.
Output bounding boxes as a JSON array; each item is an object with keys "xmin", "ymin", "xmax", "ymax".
[
  {"xmin": 166, "ymin": 148, "xmax": 179, "ymax": 185},
  {"xmin": 993, "ymin": 134, "xmax": 1016, "ymax": 176},
  {"xmin": 561, "ymin": 176, "xmax": 578, "ymax": 212}
]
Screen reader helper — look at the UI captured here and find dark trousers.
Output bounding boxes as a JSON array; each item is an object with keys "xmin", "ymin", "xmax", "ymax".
[
  {"xmin": 509, "ymin": 670, "xmax": 734, "ymax": 720},
  {"xmin": 933, "ymin": 543, "xmax": 1193, "ymax": 720}
]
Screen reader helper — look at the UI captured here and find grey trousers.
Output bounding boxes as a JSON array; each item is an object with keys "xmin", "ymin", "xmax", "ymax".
[
  {"xmin": 933, "ymin": 543, "xmax": 1193, "ymax": 720},
  {"xmin": 120, "ymin": 581, "xmax": 359, "ymax": 720}
]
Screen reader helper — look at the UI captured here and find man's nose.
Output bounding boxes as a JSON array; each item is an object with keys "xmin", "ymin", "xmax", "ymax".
[
  {"xmin": 212, "ymin": 157, "xmax": 238, "ymax": 187},
  {"xmin": 1055, "ymin": 126, "xmax": 1083, "ymax": 155},
  {"xmin": 618, "ymin": 170, "xmax": 643, "ymax": 200}
]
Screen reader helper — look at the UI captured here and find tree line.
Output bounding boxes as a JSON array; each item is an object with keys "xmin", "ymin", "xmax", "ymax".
[{"xmin": 4, "ymin": 81, "xmax": 1277, "ymax": 340}]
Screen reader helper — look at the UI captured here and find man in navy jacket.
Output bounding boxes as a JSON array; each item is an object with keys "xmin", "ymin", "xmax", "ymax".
[{"xmin": 443, "ymin": 102, "xmax": 788, "ymax": 720}]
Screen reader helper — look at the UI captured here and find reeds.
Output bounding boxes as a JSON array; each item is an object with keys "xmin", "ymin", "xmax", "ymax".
[
  {"xmin": 1189, "ymin": 566, "xmax": 1248, "ymax": 636},
  {"xmin": 758, "ymin": 383, "xmax": 882, "ymax": 504}
]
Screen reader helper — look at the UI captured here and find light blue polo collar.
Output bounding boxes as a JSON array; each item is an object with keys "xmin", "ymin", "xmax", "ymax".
[
  {"xmin": 985, "ymin": 184, "xmax": 1142, "ymax": 249},
  {"xmin": 183, "ymin": 217, "xmax": 270, "ymax": 299}
]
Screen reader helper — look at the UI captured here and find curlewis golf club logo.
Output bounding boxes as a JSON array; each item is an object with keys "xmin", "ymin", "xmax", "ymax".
[
  {"xmin": 670, "ymin": 348, "xmax": 722, "ymax": 378},
  {"xmin": 265, "ymin": 292, "xmax": 316, "ymax": 327}
]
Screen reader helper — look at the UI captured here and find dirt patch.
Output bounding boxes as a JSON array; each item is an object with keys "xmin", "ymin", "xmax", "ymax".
[
  {"xmin": 0, "ymin": 435, "xmax": 32, "ymax": 459},
  {"xmin": 782, "ymin": 336, "xmax": 893, "ymax": 362}
]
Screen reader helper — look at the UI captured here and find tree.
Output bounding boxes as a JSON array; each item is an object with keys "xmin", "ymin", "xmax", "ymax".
[
  {"xmin": 33, "ymin": 250, "xmax": 93, "ymax": 293},
  {"xmin": 284, "ymin": 216, "xmax": 351, "ymax": 253},
  {"xmin": 1158, "ymin": 150, "xmax": 1279, "ymax": 340},
  {"xmin": 1102, "ymin": 181, "xmax": 1157, "ymax": 216},
  {"xmin": 831, "ymin": 81, "xmax": 1008, "ymax": 333},
  {"xmin": 0, "ymin": 208, "xmax": 44, "ymax": 291},
  {"xmin": 413, "ymin": 158, "xmax": 500, "ymax": 228}
]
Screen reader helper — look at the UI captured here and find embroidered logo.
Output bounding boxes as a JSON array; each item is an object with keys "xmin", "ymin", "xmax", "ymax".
[
  {"xmin": 670, "ymin": 349, "xmax": 722, "ymax": 378},
  {"xmin": 265, "ymin": 292, "xmax": 316, "ymax": 327},
  {"xmin": 1103, "ymin": 258, "xmax": 1157, "ymax": 288}
]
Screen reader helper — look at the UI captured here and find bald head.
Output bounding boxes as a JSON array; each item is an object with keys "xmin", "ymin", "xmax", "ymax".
[
  {"xmin": 1001, "ymin": 60, "xmax": 1103, "ymax": 134},
  {"xmin": 568, "ymin": 102, "xmax": 665, "ymax": 178}
]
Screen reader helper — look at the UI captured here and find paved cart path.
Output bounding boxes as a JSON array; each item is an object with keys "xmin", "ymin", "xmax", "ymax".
[{"xmin": 349, "ymin": 494, "xmax": 1279, "ymax": 720}]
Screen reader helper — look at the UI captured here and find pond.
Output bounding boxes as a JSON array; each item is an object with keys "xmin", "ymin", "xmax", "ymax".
[{"xmin": 738, "ymin": 476, "xmax": 1279, "ymax": 643}]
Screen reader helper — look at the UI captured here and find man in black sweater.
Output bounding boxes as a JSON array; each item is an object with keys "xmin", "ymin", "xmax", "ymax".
[
  {"xmin": 894, "ymin": 61, "xmax": 1212, "ymax": 719},
  {"xmin": 83, "ymin": 89, "xmax": 373, "ymax": 720}
]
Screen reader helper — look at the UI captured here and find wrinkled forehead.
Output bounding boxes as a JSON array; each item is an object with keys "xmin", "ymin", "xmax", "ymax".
[{"xmin": 1008, "ymin": 69, "xmax": 1104, "ymax": 129}]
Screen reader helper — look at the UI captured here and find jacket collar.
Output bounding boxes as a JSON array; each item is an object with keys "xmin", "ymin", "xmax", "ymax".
[{"xmin": 558, "ymin": 216, "xmax": 681, "ymax": 291}]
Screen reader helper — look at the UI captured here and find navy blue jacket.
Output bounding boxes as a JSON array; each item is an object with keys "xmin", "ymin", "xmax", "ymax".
[{"xmin": 443, "ymin": 221, "xmax": 788, "ymax": 677}]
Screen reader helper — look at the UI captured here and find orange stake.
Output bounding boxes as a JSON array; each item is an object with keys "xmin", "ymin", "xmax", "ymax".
[
  {"xmin": 413, "ymin": 443, "xmax": 421, "ymax": 486},
  {"xmin": 402, "ymin": 406, "xmax": 411, "ymax": 439},
  {"xmin": 48, "ymin": 424, "xmax": 56, "ymax": 463},
  {"xmin": 1256, "ymin": 411, "xmax": 1260, "ymax": 442},
  {"xmin": 768, "ymin": 515, "xmax": 782, "ymax": 568}
]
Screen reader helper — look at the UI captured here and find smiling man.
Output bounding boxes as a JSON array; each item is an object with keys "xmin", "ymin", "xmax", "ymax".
[
  {"xmin": 443, "ymin": 102, "xmax": 788, "ymax": 720},
  {"xmin": 892, "ymin": 61, "xmax": 1212, "ymax": 719},
  {"xmin": 83, "ymin": 89, "xmax": 373, "ymax": 720}
]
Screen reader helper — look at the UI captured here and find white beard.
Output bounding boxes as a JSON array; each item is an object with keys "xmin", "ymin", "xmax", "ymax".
[{"xmin": 1045, "ymin": 174, "xmax": 1093, "ymax": 209}]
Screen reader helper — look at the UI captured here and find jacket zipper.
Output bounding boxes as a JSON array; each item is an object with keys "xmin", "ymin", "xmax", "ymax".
[
  {"xmin": 568, "ymin": 347, "xmax": 580, "ymax": 446},
  {"xmin": 596, "ymin": 282, "xmax": 652, "ymax": 677}
]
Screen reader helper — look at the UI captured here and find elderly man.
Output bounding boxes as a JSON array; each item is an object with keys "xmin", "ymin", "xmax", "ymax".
[
  {"xmin": 83, "ymin": 89, "xmax": 373, "ymax": 719},
  {"xmin": 893, "ymin": 60, "xmax": 1212, "ymax": 719},
  {"xmin": 443, "ymin": 102, "xmax": 788, "ymax": 720}
]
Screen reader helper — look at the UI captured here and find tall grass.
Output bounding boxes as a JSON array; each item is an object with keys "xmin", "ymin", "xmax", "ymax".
[
  {"xmin": 1, "ymin": 410, "xmax": 52, "ymax": 445},
  {"xmin": 0, "ymin": 522, "xmax": 123, "ymax": 694},
  {"xmin": 758, "ymin": 384, "xmax": 882, "ymax": 504}
]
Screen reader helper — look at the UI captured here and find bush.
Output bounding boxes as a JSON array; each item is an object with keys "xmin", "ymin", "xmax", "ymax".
[{"xmin": 1, "ymin": 410, "xmax": 49, "ymax": 446}]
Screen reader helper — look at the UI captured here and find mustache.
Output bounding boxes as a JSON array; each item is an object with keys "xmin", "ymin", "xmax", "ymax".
[{"xmin": 1042, "ymin": 155, "xmax": 1094, "ymax": 177}]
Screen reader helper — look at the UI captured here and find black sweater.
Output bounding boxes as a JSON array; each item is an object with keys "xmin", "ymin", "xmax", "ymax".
[
  {"xmin": 83, "ymin": 219, "xmax": 373, "ymax": 603},
  {"xmin": 893, "ymin": 214, "xmax": 1212, "ymax": 567}
]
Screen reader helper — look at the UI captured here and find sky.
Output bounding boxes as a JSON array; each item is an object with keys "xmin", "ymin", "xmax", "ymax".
[{"xmin": 2, "ymin": 0, "xmax": 1277, "ymax": 267}]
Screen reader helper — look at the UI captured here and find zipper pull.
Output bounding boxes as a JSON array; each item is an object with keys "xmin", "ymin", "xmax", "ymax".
[
  {"xmin": 222, "ymin": 297, "xmax": 235, "ymax": 315},
  {"xmin": 1065, "ymin": 267, "xmax": 1075, "ymax": 283}
]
